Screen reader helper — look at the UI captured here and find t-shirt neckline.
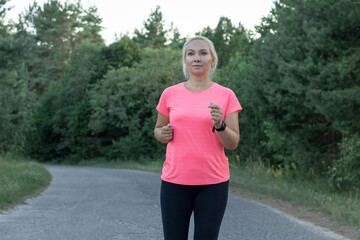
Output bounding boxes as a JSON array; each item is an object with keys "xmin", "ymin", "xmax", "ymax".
[{"xmin": 183, "ymin": 82, "xmax": 215, "ymax": 93}]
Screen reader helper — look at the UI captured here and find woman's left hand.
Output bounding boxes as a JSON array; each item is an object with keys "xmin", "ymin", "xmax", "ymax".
[{"xmin": 208, "ymin": 102, "xmax": 223, "ymax": 128}]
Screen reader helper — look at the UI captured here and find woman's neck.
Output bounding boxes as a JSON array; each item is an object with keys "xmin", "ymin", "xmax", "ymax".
[{"xmin": 185, "ymin": 78, "xmax": 213, "ymax": 92}]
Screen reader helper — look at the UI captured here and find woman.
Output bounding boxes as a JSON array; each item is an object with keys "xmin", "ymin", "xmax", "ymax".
[{"xmin": 154, "ymin": 36, "xmax": 242, "ymax": 240}]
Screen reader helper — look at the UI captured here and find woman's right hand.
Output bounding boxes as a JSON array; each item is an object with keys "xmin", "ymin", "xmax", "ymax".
[
  {"xmin": 161, "ymin": 124, "xmax": 173, "ymax": 141},
  {"xmin": 154, "ymin": 112, "xmax": 173, "ymax": 143}
]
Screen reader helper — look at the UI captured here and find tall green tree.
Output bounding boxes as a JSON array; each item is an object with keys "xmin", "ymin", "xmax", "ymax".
[
  {"xmin": 214, "ymin": 54, "xmax": 266, "ymax": 163},
  {"xmin": 198, "ymin": 17, "xmax": 251, "ymax": 67},
  {"xmin": 167, "ymin": 23, "xmax": 185, "ymax": 50},
  {"xmin": 28, "ymin": 0, "xmax": 76, "ymax": 90},
  {"xmin": 241, "ymin": 0, "xmax": 360, "ymax": 173},
  {"xmin": 20, "ymin": 0, "xmax": 104, "ymax": 92},
  {"xmin": 27, "ymin": 41, "xmax": 106, "ymax": 160},
  {"xmin": 0, "ymin": 0, "xmax": 9, "ymax": 31},
  {"xmin": 133, "ymin": 6, "xmax": 167, "ymax": 49},
  {"xmin": 75, "ymin": 4, "xmax": 103, "ymax": 44},
  {"xmin": 0, "ymin": 0, "xmax": 35, "ymax": 152}
]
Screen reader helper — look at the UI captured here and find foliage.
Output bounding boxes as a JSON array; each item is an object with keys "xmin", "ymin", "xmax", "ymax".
[
  {"xmin": 88, "ymin": 47, "xmax": 183, "ymax": 160},
  {"xmin": 0, "ymin": 69, "xmax": 35, "ymax": 153},
  {"xmin": 0, "ymin": 2, "xmax": 35, "ymax": 153},
  {"xmin": 239, "ymin": 0, "xmax": 360, "ymax": 175},
  {"xmin": 27, "ymin": 81, "xmax": 63, "ymax": 160},
  {"xmin": 167, "ymin": 23, "xmax": 186, "ymax": 50},
  {"xmin": 215, "ymin": 53, "xmax": 267, "ymax": 163},
  {"xmin": 198, "ymin": 16, "xmax": 251, "ymax": 67},
  {"xmin": 0, "ymin": 0, "xmax": 10, "ymax": 24},
  {"xmin": 230, "ymin": 161, "xmax": 360, "ymax": 227},
  {"xmin": 75, "ymin": 4, "xmax": 103, "ymax": 44},
  {"xmin": 328, "ymin": 134, "xmax": 360, "ymax": 192},
  {"xmin": 133, "ymin": 6, "xmax": 167, "ymax": 49},
  {"xmin": 66, "ymin": 97, "xmax": 97, "ymax": 161},
  {"xmin": 27, "ymin": 41, "xmax": 106, "ymax": 160},
  {"xmin": 19, "ymin": 0, "xmax": 104, "ymax": 92},
  {"xmin": 102, "ymin": 36, "xmax": 141, "ymax": 69}
]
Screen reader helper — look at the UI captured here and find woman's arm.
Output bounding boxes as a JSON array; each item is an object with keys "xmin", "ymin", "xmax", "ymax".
[
  {"xmin": 154, "ymin": 112, "xmax": 173, "ymax": 143},
  {"xmin": 209, "ymin": 102, "xmax": 239, "ymax": 150},
  {"xmin": 216, "ymin": 111, "xmax": 240, "ymax": 150}
]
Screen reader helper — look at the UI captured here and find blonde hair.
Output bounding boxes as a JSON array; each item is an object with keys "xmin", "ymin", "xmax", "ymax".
[{"xmin": 182, "ymin": 36, "xmax": 218, "ymax": 79}]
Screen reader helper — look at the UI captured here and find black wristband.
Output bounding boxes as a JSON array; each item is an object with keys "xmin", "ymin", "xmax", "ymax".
[{"xmin": 212, "ymin": 121, "xmax": 226, "ymax": 132}]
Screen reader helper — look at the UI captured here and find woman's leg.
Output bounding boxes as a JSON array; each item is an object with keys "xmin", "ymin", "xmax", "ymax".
[
  {"xmin": 193, "ymin": 181, "xmax": 229, "ymax": 240},
  {"xmin": 160, "ymin": 181, "xmax": 194, "ymax": 240}
]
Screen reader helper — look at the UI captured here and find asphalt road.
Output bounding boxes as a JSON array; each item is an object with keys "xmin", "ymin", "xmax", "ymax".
[{"xmin": 0, "ymin": 165, "xmax": 350, "ymax": 240}]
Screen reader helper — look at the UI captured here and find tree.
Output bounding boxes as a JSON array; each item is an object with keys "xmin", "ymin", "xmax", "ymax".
[
  {"xmin": 27, "ymin": 41, "xmax": 107, "ymax": 160},
  {"xmin": 0, "ymin": 61, "xmax": 35, "ymax": 153},
  {"xmin": 66, "ymin": 96, "xmax": 96, "ymax": 160},
  {"xmin": 0, "ymin": 0, "xmax": 10, "ymax": 32},
  {"xmin": 87, "ymin": 47, "xmax": 183, "ymax": 160},
  {"xmin": 31, "ymin": 0, "xmax": 77, "ymax": 86},
  {"xmin": 167, "ymin": 23, "xmax": 185, "ymax": 49},
  {"xmin": 102, "ymin": 36, "xmax": 141, "ymax": 69},
  {"xmin": 240, "ymin": 0, "xmax": 360, "ymax": 173},
  {"xmin": 198, "ymin": 17, "xmax": 251, "ymax": 67},
  {"xmin": 214, "ymin": 54, "xmax": 267, "ymax": 163},
  {"xmin": 19, "ymin": 0, "xmax": 104, "ymax": 92},
  {"xmin": 75, "ymin": 4, "xmax": 103, "ymax": 45},
  {"xmin": 0, "ymin": 0, "xmax": 36, "ymax": 153},
  {"xmin": 133, "ymin": 6, "xmax": 167, "ymax": 49}
]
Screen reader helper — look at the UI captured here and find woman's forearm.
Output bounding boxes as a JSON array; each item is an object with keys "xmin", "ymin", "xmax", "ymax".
[{"xmin": 216, "ymin": 127, "xmax": 239, "ymax": 150}]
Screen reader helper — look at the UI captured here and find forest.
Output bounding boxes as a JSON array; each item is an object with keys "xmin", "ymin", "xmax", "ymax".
[{"xmin": 1, "ymin": 0, "xmax": 359, "ymax": 192}]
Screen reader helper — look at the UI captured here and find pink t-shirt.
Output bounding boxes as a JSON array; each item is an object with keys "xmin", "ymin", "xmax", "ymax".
[{"xmin": 156, "ymin": 82, "xmax": 242, "ymax": 185}]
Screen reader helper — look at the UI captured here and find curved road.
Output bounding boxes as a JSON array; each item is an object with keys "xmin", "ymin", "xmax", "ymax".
[{"xmin": 0, "ymin": 165, "xmax": 349, "ymax": 240}]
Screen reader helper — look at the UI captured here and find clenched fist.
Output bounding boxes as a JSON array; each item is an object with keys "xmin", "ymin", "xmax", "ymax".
[{"xmin": 161, "ymin": 123, "xmax": 173, "ymax": 141}]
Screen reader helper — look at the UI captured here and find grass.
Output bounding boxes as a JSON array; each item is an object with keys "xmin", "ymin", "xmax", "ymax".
[
  {"xmin": 0, "ymin": 153, "xmax": 52, "ymax": 210},
  {"xmin": 229, "ymin": 162, "xmax": 360, "ymax": 228}
]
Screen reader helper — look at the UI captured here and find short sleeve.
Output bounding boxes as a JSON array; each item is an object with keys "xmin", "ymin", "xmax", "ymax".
[
  {"xmin": 156, "ymin": 88, "xmax": 170, "ymax": 117},
  {"xmin": 225, "ymin": 89, "xmax": 242, "ymax": 116}
]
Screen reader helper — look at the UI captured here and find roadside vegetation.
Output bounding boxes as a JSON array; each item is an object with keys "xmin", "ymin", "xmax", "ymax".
[
  {"xmin": 0, "ymin": 154, "xmax": 51, "ymax": 210},
  {"xmin": 1, "ymin": 0, "xmax": 359, "ymax": 236},
  {"xmin": 230, "ymin": 161, "xmax": 360, "ymax": 228}
]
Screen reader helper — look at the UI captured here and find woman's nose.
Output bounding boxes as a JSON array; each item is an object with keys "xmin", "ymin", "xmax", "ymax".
[{"xmin": 194, "ymin": 54, "xmax": 201, "ymax": 62}]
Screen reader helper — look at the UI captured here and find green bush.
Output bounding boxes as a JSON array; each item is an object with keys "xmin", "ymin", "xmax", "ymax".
[
  {"xmin": 87, "ymin": 47, "xmax": 183, "ymax": 161},
  {"xmin": 66, "ymin": 97, "xmax": 99, "ymax": 161},
  {"xmin": 328, "ymin": 134, "xmax": 360, "ymax": 191}
]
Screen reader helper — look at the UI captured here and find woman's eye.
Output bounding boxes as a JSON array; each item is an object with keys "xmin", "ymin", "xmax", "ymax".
[{"xmin": 201, "ymin": 52, "xmax": 208, "ymax": 55}]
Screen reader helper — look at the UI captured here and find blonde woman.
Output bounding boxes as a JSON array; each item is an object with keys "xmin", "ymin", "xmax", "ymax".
[{"xmin": 154, "ymin": 36, "xmax": 242, "ymax": 240}]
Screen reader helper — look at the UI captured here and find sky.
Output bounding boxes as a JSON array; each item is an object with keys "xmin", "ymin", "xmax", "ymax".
[{"xmin": 4, "ymin": 0, "xmax": 275, "ymax": 44}]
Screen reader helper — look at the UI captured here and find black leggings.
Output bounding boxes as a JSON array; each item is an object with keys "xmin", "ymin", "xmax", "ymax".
[{"xmin": 160, "ymin": 180, "xmax": 229, "ymax": 240}]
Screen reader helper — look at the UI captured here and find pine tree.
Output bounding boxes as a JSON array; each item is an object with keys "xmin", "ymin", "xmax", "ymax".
[
  {"xmin": 75, "ymin": 4, "xmax": 103, "ymax": 45},
  {"xmin": 133, "ymin": 6, "xmax": 167, "ymax": 49},
  {"xmin": 0, "ymin": 0, "xmax": 35, "ymax": 152},
  {"xmin": 198, "ymin": 17, "xmax": 251, "ymax": 67},
  {"xmin": 244, "ymin": 0, "xmax": 360, "ymax": 170},
  {"xmin": 20, "ymin": 0, "xmax": 104, "ymax": 92}
]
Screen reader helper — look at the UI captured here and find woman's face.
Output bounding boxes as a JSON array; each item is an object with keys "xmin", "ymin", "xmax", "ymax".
[{"xmin": 184, "ymin": 39, "xmax": 215, "ymax": 77}]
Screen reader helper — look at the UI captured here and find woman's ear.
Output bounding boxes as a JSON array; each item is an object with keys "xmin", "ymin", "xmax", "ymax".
[{"xmin": 211, "ymin": 58, "xmax": 216, "ymax": 68}]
